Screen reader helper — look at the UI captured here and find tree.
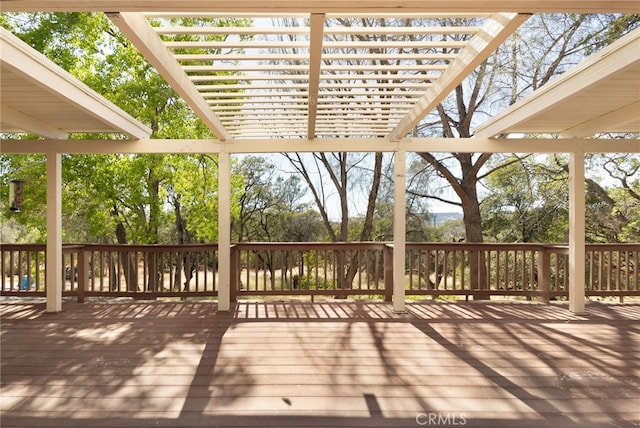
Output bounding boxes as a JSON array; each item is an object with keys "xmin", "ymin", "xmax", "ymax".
[
  {"xmin": 0, "ymin": 154, "xmax": 48, "ymax": 242},
  {"xmin": 406, "ymin": 14, "xmax": 638, "ymax": 295},
  {"xmin": 412, "ymin": 15, "xmax": 625, "ymax": 239},
  {"xmin": 268, "ymin": 17, "xmax": 395, "ymax": 248},
  {"xmin": 482, "ymin": 153, "xmax": 640, "ymax": 244},
  {"xmin": 233, "ymin": 156, "xmax": 281, "ymax": 242},
  {"xmin": 1, "ymin": 12, "xmax": 253, "ymax": 291},
  {"xmin": 232, "ymin": 156, "xmax": 324, "ymax": 241},
  {"xmin": 1, "ymin": 12, "xmax": 249, "ymax": 243},
  {"xmin": 283, "ymin": 152, "xmax": 388, "ymax": 294},
  {"xmin": 585, "ymin": 153, "xmax": 640, "ymax": 243},
  {"xmin": 482, "ymin": 154, "xmax": 569, "ymax": 243}
]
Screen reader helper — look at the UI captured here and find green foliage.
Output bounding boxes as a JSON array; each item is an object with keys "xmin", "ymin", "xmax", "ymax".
[
  {"xmin": 431, "ymin": 219, "xmax": 465, "ymax": 242},
  {"xmin": 169, "ymin": 154, "xmax": 222, "ymax": 242},
  {"xmin": 0, "ymin": 12, "xmax": 249, "ymax": 244},
  {"xmin": 482, "ymin": 155, "xmax": 569, "ymax": 243},
  {"xmin": 585, "ymin": 154, "xmax": 640, "ymax": 242},
  {"xmin": 587, "ymin": 14, "xmax": 640, "ymax": 54},
  {"xmin": 1, "ymin": 13, "xmax": 108, "ymax": 73},
  {"xmin": 232, "ymin": 156, "xmax": 323, "ymax": 242},
  {"xmin": 0, "ymin": 155, "xmax": 48, "ymax": 242},
  {"xmin": 483, "ymin": 153, "xmax": 640, "ymax": 244}
]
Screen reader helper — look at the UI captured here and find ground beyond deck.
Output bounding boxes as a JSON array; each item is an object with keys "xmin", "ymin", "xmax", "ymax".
[{"xmin": 1, "ymin": 299, "xmax": 639, "ymax": 428}]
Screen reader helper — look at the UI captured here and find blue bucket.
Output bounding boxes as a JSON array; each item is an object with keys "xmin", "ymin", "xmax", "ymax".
[{"xmin": 21, "ymin": 275, "xmax": 29, "ymax": 290}]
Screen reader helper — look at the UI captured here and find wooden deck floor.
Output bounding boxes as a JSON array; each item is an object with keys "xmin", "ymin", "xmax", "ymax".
[{"xmin": 1, "ymin": 299, "xmax": 639, "ymax": 428}]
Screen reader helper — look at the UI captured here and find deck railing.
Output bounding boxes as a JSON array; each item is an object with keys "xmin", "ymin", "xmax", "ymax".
[
  {"xmin": 230, "ymin": 242, "xmax": 392, "ymax": 301},
  {"xmin": 1, "ymin": 242, "xmax": 638, "ymax": 302}
]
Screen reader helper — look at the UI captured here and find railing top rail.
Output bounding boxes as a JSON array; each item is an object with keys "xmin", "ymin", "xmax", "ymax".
[
  {"xmin": 0, "ymin": 244, "xmax": 46, "ymax": 251},
  {"xmin": 233, "ymin": 241, "xmax": 388, "ymax": 250},
  {"xmin": 75, "ymin": 243, "xmax": 219, "ymax": 251},
  {"xmin": 1, "ymin": 242, "xmax": 638, "ymax": 252},
  {"xmin": 585, "ymin": 243, "xmax": 640, "ymax": 249},
  {"xmin": 406, "ymin": 242, "xmax": 548, "ymax": 250}
]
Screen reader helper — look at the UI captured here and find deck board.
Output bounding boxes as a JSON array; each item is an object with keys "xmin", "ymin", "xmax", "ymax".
[{"xmin": 1, "ymin": 299, "xmax": 639, "ymax": 428}]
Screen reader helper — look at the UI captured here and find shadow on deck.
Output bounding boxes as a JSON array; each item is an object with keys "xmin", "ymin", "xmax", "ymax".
[{"xmin": 1, "ymin": 299, "xmax": 639, "ymax": 428}]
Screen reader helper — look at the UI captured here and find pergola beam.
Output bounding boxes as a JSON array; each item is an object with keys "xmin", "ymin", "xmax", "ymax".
[
  {"xmin": 107, "ymin": 12, "xmax": 231, "ymax": 141},
  {"xmin": 2, "ymin": 1, "xmax": 639, "ymax": 13},
  {"xmin": 3, "ymin": 138, "xmax": 638, "ymax": 155},
  {"xmin": 389, "ymin": 13, "xmax": 530, "ymax": 140}
]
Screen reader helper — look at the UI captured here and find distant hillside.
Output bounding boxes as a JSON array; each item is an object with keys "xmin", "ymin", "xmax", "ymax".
[{"xmin": 431, "ymin": 212, "xmax": 463, "ymax": 226}]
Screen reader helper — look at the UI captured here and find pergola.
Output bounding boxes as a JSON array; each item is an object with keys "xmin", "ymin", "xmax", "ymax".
[{"xmin": 1, "ymin": 1, "xmax": 639, "ymax": 315}]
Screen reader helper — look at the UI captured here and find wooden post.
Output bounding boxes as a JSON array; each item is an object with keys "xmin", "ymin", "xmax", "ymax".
[
  {"xmin": 393, "ymin": 149, "xmax": 406, "ymax": 312},
  {"xmin": 217, "ymin": 150, "xmax": 231, "ymax": 311},
  {"xmin": 569, "ymin": 151, "xmax": 586, "ymax": 315},
  {"xmin": 46, "ymin": 152, "xmax": 62, "ymax": 313}
]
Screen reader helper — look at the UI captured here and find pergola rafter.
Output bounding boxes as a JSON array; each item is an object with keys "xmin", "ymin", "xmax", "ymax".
[{"xmin": 307, "ymin": 13, "xmax": 325, "ymax": 139}]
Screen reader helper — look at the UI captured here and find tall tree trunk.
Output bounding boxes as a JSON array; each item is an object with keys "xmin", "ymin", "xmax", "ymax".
[
  {"xmin": 284, "ymin": 151, "xmax": 386, "ymax": 297},
  {"xmin": 458, "ymin": 154, "xmax": 489, "ymax": 299},
  {"xmin": 418, "ymin": 150, "xmax": 491, "ymax": 299},
  {"xmin": 459, "ymin": 184, "xmax": 489, "ymax": 298},
  {"xmin": 114, "ymin": 217, "xmax": 137, "ymax": 292},
  {"xmin": 173, "ymin": 198, "xmax": 186, "ymax": 290},
  {"xmin": 146, "ymin": 155, "xmax": 162, "ymax": 291}
]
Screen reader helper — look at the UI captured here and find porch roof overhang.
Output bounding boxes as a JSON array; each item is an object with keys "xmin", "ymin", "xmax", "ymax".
[
  {"xmin": 0, "ymin": 27, "xmax": 151, "ymax": 140},
  {"xmin": 474, "ymin": 27, "xmax": 640, "ymax": 139}
]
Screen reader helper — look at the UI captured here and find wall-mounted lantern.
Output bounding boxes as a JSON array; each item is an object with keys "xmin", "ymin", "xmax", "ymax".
[{"xmin": 9, "ymin": 179, "xmax": 24, "ymax": 212}]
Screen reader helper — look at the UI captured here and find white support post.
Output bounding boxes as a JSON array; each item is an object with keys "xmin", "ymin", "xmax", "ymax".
[
  {"xmin": 217, "ymin": 150, "xmax": 231, "ymax": 311},
  {"xmin": 568, "ymin": 151, "xmax": 587, "ymax": 315},
  {"xmin": 393, "ymin": 150, "xmax": 407, "ymax": 313},
  {"xmin": 46, "ymin": 152, "xmax": 62, "ymax": 313}
]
